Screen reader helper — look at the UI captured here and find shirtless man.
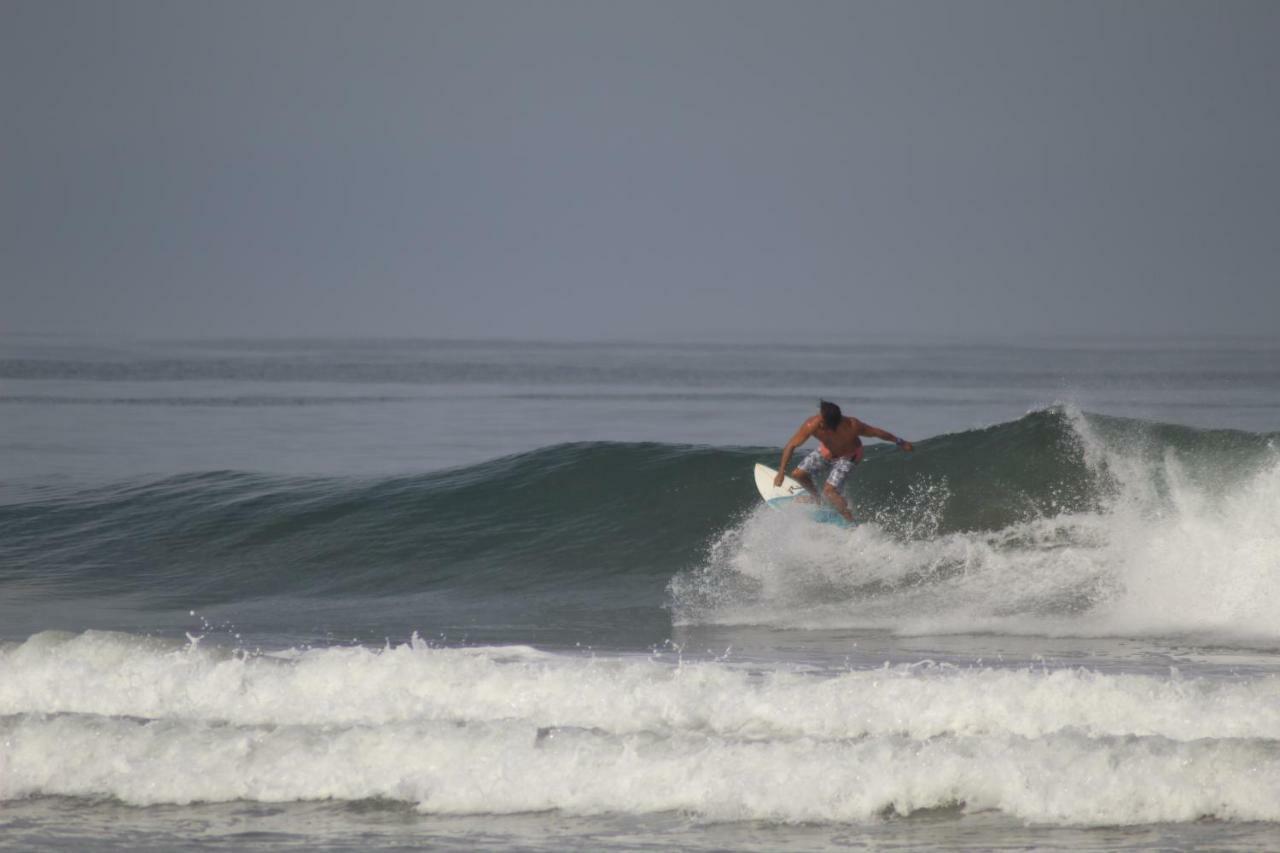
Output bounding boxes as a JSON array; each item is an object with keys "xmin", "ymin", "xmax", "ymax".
[{"xmin": 774, "ymin": 400, "xmax": 914, "ymax": 523}]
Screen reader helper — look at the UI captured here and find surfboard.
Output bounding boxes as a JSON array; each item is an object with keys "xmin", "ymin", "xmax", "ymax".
[{"xmin": 753, "ymin": 463, "xmax": 854, "ymax": 527}]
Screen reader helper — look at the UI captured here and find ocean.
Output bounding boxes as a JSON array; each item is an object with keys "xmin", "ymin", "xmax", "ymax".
[{"xmin": 1, "ymin": 335, "xmax": 1279, "ymax": 851}]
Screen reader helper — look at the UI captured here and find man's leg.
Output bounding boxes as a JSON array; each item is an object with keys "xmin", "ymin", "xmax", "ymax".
[
  {"xmin": 823, "ymin": 484, "xmax": 855, "ymax": 522},
  {"xmin": 823, "ymin": 458, "xmax": 857, "ymax": 522},
  {"xmin": 790, "ymin": 467, "xmax": 820, "ymax": 500},
  {"xmin": 791, "ymin": 450, "xmax": 827, "ymax": 501}
]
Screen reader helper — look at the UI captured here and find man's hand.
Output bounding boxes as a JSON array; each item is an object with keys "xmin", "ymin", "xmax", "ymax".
[
  {"xmin": 773, "ymin": 471, "xmax": 786, "ymax": 488},
  {"xmin": 899, "ymin": 441, "xmax": 914, "ymax": 452}
]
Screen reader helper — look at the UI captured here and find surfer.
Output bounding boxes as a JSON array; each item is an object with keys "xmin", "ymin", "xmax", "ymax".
[{"xmin": 774, "ymin": 400, "xmax": 913, "ymax": 522}]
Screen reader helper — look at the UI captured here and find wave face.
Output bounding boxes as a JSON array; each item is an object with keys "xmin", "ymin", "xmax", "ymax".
[
  {"xmin": 0, "ymin": 442, "xmax": 745, "ymax": 608},
  {"xmin": 3, "ymin": 406, "xmax": 1279, "ymax": 641},
  {"xmin": 2, "ymin": 630, "xmax": 1280, "ymax": 823}
]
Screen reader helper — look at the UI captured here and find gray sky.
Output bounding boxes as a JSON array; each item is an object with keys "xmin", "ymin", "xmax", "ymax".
[{"xmin": 4, "ymin": 0, "xmax": 1278, "ymax": 340}]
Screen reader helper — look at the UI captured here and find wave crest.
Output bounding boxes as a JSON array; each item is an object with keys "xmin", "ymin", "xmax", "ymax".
[{"xmin": 672, "ymin": 405, "xmax": 1280, "ymax": 640}]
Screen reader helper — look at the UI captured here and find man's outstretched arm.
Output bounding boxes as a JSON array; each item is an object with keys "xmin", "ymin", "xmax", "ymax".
[{"xmin": 856, "ymin": 421, "xmax": 914, "ymax": 452}]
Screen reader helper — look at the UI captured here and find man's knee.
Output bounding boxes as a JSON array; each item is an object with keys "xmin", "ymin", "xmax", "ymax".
[{"xmin": 823, "ymin": 483, "xmax": 843, "ymax": 501}]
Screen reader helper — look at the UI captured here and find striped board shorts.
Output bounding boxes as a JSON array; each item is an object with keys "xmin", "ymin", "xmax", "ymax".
[{"xmin": 797, "ymin": 449, "xmax": 857, "ymax": 492}]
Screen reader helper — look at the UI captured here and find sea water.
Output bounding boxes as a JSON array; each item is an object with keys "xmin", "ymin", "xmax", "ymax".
[{"xmin": 1, "ymin": 335, "xmax": 1278, "ymax": 850}]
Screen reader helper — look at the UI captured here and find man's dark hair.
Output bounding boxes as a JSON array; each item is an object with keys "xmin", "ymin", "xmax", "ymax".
[{"xmin": 819, "ymin": 399, "xmax": 842, "ymax": 429}]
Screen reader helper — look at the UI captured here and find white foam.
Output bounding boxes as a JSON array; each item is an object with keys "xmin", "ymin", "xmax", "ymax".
[
  {"xmin": 7, "ymin": 630, "xmax": 1280, "ymax": 740},
  {"xmin": 3, "ymin": 632, "xmax": 1280, "ymax": 823},
  {"xmin": 6, "ymin": 712, "xmax": 1280, "ymax": 824}
]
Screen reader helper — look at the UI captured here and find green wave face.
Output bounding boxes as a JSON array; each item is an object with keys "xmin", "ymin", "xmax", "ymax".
[{"xmin": 2, "ymin": 407, "xmax": 1277, "ymax": 637}]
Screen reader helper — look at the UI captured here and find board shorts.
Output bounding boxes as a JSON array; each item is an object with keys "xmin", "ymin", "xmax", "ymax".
[{"xmin": 797, "ymin": 448, "xmax": 858, "ymax": 492}]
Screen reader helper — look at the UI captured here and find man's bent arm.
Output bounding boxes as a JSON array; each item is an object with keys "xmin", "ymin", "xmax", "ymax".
[{"xmin": 777, "ymin": 419, "xmax": 817, "ymax": 477}]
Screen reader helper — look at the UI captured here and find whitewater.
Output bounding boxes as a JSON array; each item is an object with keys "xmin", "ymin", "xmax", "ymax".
[
  {"xmin": 1, "ymin": 336, "xmax": 1278, "ymax": 851},
  {"xmin": 5, "ymin": 630, "xmax": 1280, "ymax": 827}
]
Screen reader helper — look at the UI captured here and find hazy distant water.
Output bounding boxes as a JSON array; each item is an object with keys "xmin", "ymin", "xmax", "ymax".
[
  {"xmin": 2, "ymin": 336, "xmax": 1279, "ymax": 851},
  {"xmin": 3, "ymin": 335, "xmax": 1276, "ymax": 481}
]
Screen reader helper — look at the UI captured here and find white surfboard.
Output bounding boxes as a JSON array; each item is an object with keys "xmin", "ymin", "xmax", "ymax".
[
  {"xmin": 753, "ymin": 463, "xmax": 854, "ymax": 526},
  {"xmin": 754, "ymin": 463, "xmax": 808, "ymax": 509}
]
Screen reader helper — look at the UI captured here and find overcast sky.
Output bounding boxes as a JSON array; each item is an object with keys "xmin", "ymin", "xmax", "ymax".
[{"xmin": 3, "ymin": 0, "xmax": 1278, "ymax": 340}]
